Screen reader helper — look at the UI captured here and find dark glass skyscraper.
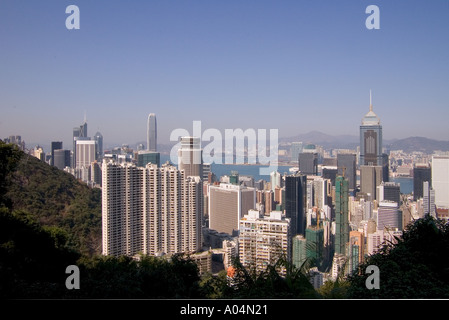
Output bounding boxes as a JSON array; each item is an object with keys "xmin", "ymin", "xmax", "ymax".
[
  {"xmin": 94, "ymin": 131, "xmax": 103, "ymax": 159},
  {"xmin": 413, "ymin": 165, "xmax": 431, "ymax": 201},
  {"xmin": 298, "ymin": 152, "xmax": 318, "ymax": 175},
  {"xmin": 284, "ymin": 173, "xmax": 307, "ymax": 236},
  {"xmin": 51, "ymin": 141, "xmax": 63, "ymax": 166}
]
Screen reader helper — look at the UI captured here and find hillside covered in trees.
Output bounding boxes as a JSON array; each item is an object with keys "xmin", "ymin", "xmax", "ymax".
[{"xmin": 1, "ymin": 141, "xmax": 102, "ymax": 257}]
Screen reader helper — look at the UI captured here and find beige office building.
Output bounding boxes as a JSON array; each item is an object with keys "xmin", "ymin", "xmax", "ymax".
[{"xmin": 208, "ymin": 183, "xmax": 256, "ymax": 236}]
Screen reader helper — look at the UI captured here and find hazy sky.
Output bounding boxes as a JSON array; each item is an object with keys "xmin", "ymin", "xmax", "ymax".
[{"xmin": 1, "ymin": 0, "xmax": 448, "ymax": 150}]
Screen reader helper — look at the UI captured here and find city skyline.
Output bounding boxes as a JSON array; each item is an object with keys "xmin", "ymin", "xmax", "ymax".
[{"xmin": 1, "ymin": 1, "xmax": 448, "ymax": 148}]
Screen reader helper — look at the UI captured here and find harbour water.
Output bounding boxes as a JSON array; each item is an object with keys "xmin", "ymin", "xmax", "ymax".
[{"xmin": 160, "ymin": 155, "xmax": 414, "ymax": 195}]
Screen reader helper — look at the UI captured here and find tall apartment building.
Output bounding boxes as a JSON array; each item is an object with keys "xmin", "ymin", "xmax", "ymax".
[
  {"xmin": 102, "ymin": 160, "xmax": 202, "ymax": 257},
  {"xmin": 238, "ymin": 210, "xmax": 291, "ymax": 276}
]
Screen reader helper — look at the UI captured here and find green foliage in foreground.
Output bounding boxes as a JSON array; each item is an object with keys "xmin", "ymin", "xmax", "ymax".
[{"xmin": 346, "ymin": 215, "xmax": 449, "ymax": 298}]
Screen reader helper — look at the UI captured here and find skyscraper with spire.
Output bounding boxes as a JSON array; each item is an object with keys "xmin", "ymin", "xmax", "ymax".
[
  {"xmin": 147, "ymin": 113, "xmax": 157, "ymax": 152},
  {"xmin": 360, "ymin": 90, "xmax": 383, "ymax": 167}
]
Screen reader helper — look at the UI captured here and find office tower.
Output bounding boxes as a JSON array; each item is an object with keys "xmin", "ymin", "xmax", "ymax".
[
  {"xmin": 137, "ymin": 150, "xmax": 160, "ymax": 167},
  {"xmin": 423, "ymin": 181, "xmax": 436, "ymax": 217},
  {"xmin": 285, "ymin": 172, "xmax": 307, "ymax": 236},
  {"xmin": 102, "ymin": 161, "xmax": 202, "ymax": 257},
  {"xmin": 90, "ymin": 161, "xmax": 102, "ymax": 186},
  {"xmin": 377, "ymin": 201, "xmax": 401, "ymax": 231},
  {"xmin": 147, "ymin": 113, "xmax": 157, "ymax": 152},
  {"xmin": 323, "ymin": 158, "xmax": 337, "ymax": 167},
  {"xmin": 264, "ymin": 190, "xmax": 274, "ymax": 214},
  {"xmin": 322, "ymin": 166, "xmax": 337, "ymax": 186},
  {"xmin": 337, "ymin": 153, "xmax": 357, "ymax": 190},
  {"xmin": 431, "ymin": 155, "xmax": 449, "ymax": 208},
  {"xmin": 292, "ymin": 235, "xmax": 307, "ymax": 269},
  {"xmin": 305, "ymin": 226, "xmax": 324, "ymax": 270},
  {"xmin": 178, "ymin": 136, "xmax": 203, "ymax": 178},
  {"xmin": 94, "ymin": 131, "xmax": 103, "ymax": 159},
  {"xmin": 335, "ymin": 176, "xmax": 349, "ymax": 255},
  {"xmin": 360, "ymin": 165, "xmax": 384, "ymax": 200},
  {"xmin": 377, "ymin": 182, "xmax": 401, "ymax": 205},
  {"xmin": 298, "ymin": 152, "xmax": 318, "ymax": 175},
  {"xmin": 72, "ymin": 118, "xmax": 88, "ymax": 168},
  {"xmin": 270, "ymin": 170, "xmax": 281, "ymax": 192},
  {"xmin": 4, "ymin": 135, "xmax": 25, "ymax": 151},
  {"xmin": 239, "ymin": 210, "xmax": 291, "ymax": 276},
  {"xmin": 306, "ymin": 179, "xmax": 314, "ymax": 209},
  {"xmin": 359, "ymin": 91, "xmax": 383, "ymax": 167},
  {"xmin": 413, "ymin": 164, "xmax": 431, "ymax": 201},
  {"xmin": 313, "ymin": 178, "xmax": 330, "ymax": 210},
  {"xmin": 31, "ymin": 145, "xmax": 45, "ymax": 161},
  {"xmin": 75, "ymin": 140, "xmax": 97, "ymax": 169},
  {"xmin": 51, "ymin": 141, "xmax": 63, "ymax": 166},
  {"xmin": 381, "ymin": 153, "xmax": 389, "ymax": 183},
  {"xmin": 290, "ymin": 142, "xmax": 303, "ymax": 162},
  {"xmin": 208, "ymin": 183, "xmax": 255, "ymax": 236},
  {"xmin": 202, "ymin": 163, "xmax": 211, "ymax": 181},
  {"xmin": 53, "ymin": 149, "xmax": 71, "ymax": 170}
]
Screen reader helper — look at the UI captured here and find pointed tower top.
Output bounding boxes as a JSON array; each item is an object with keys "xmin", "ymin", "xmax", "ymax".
[{"xmin": 362, "ymin": 90, "xmax": 380, "ymax": 125}]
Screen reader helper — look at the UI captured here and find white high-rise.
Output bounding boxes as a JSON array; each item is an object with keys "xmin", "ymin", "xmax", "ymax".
[
  {"xmin": 238, "ymin": 210, "xmax": 291, "ymax": 276},
  {"xmin": 431, "ymin": 155, "xmax": 449, "ymax": 209},
  {"xmin": 178, "ymin": 136, "xmax": 203, "ymax": 178},
  {"xmin": 102, "ymin": 160, "xmax": 202, "ymax": 257},
  {"xmin": 147, "ymin": 113, "xmax": 157, "ymax": 152},
  {"xmin": 423, "ymin": 181, "xmax": 436, "ymax": 217},
  {"xmin": 75, "ymin": 140, "xmax": 97, "ymax": 169}
]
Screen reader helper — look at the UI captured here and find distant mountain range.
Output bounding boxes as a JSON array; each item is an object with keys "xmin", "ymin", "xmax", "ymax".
[{"xmin": 280, "ymin": 131, "xmax": 449, "ymax": 154}]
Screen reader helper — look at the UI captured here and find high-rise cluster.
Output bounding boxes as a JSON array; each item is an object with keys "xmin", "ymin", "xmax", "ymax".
[{"xmin": 102, "ymin": 161, "xmax": 203, "ymax": 257}]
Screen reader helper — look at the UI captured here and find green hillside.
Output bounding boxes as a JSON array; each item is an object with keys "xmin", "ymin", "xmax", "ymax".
[{"xmin": 0, "ymin": 141, "xmax": 101, "ymax": 257}]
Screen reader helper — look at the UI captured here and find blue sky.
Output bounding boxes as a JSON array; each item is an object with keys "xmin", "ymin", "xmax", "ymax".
[{"xmin": 1, "ymin": 0, "xmax": 448, "ymax": 149}]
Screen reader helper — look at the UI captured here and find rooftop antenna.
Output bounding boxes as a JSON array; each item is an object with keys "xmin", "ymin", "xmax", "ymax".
[
  {"xmin": 84, "ymin": 110, "xmax": 87, "ymax": 123},
  {"xmin": 369, "ymin": 90, "xmax": 373, "ymax": 112}
]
